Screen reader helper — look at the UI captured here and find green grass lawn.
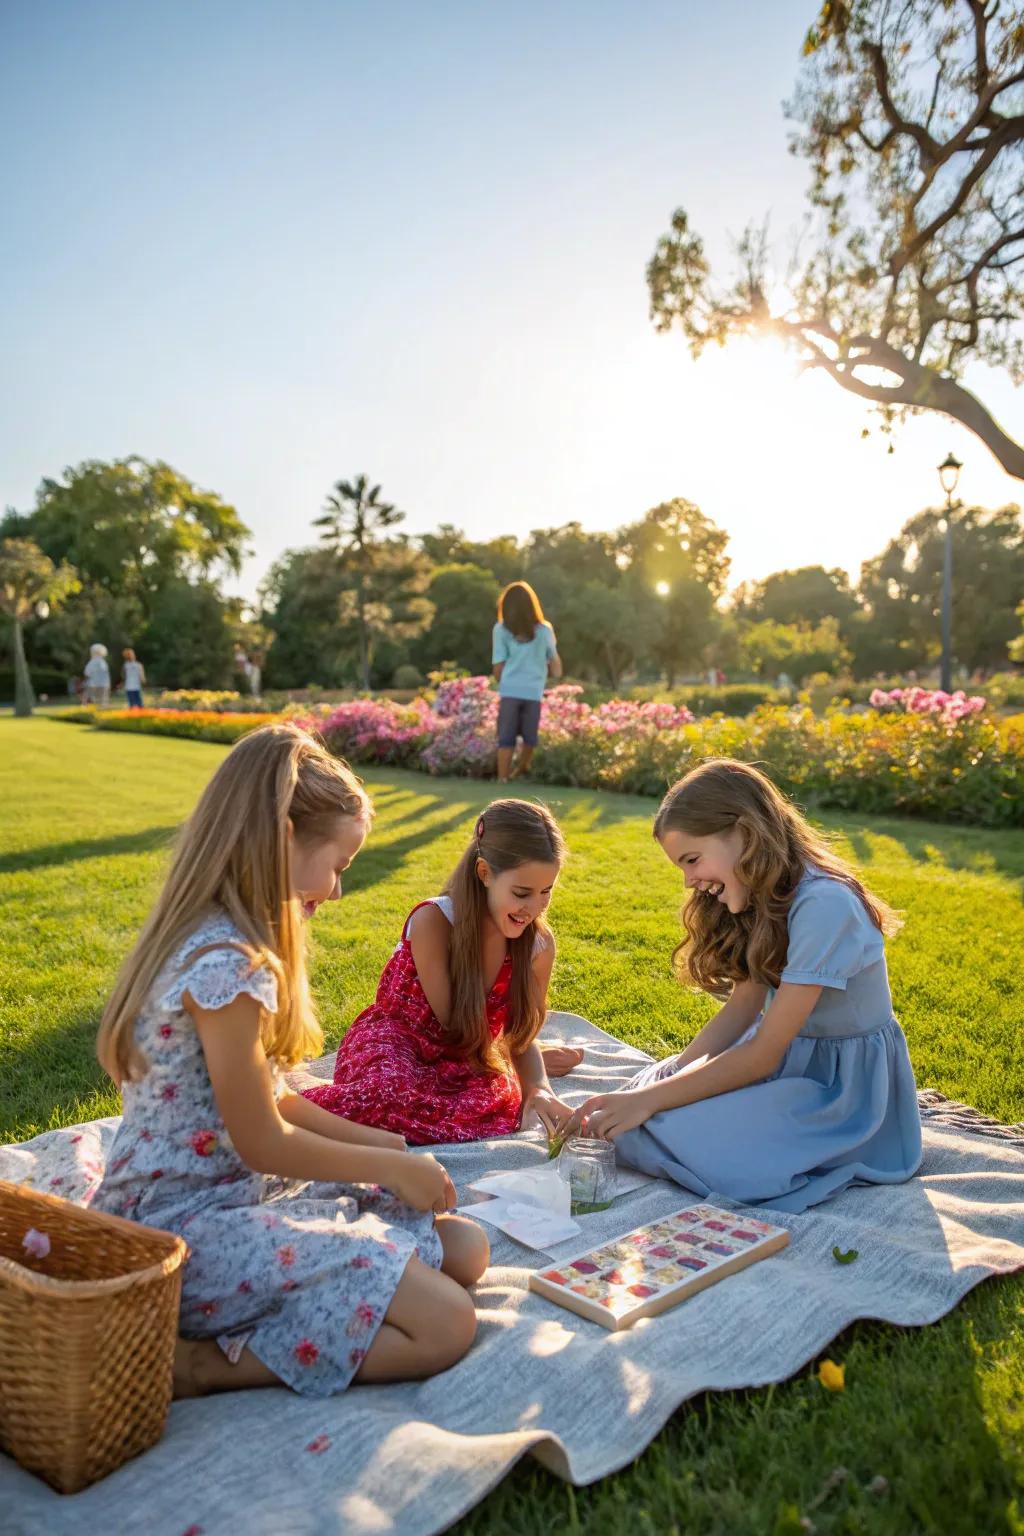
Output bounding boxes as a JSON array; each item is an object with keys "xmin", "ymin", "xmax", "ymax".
[{"xmin": 2, "ymin": 717, "xmax": 1022, "ymax": 1533}]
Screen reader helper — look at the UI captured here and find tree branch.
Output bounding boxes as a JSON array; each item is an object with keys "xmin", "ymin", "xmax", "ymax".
[
  {"xmin": 894, "ymin": 116, "xmax": 1024, "ymax": 273},
  {"xmin": 864, "ymin": 42, "xmax": 942, "ymax": 166},
  {"xmin": 800, "ymin": 336, "xmax": 1024, "ymax": 478}
]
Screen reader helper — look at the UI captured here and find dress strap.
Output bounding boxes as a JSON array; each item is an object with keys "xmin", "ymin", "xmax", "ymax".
[{"xmin": 402, "ymin": 896, "xmax": 454, "ymax": 941}]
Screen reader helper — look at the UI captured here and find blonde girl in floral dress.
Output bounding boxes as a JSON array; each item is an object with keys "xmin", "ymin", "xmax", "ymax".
[{"xmin": 94, "ymin": 724, "xmax": 488, "ymax": 1399}]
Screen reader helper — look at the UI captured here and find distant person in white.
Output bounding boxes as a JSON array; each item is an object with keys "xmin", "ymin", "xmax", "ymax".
[
  {"xmin": 120, "ymin": 649, "xmax": 146, "ymax": 710},
  {"xmin": 83, "ymin": 644, "xmax": 111, "ymax": 706},
  {"xmin": 234, "ymin": 644, "xmax": 261, "ymax": 696}
]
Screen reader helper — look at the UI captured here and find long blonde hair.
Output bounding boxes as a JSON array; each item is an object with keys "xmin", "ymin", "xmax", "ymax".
[
  {"xmin": 443, "ymin": 799, "xmax": 566, "ymax": 1072},
  {"xmin": 654, "ymin": 759, "xmax": 899, "ymax": 998},
  {"xmin": 98, "ymin": 724, "xmax": 371, "ymax": 1083}
]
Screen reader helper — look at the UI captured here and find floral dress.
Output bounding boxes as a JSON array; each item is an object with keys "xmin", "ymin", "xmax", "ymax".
[
  {"xmin": 92, "ymin": 910, "xmax": 443, "ymax": 1396},
  {"xmin": 302, "ymin": 897, "xmax": 526, "ymax": 1144}
]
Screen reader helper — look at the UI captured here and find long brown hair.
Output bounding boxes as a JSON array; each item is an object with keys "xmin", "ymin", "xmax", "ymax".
[
  {"xmin": 497, "ymin": 580, "xmax": 546, "ymax": 641},
  {"xmin": 97, "ymin": 724, "xmax": 371, "ymax": 1083},
  {"xmin": 654, "ymin": 759, "xmax": 899, "ymax": 998},
  {"xmin": 443, "ymin": 798, "xmax": 566, "ymax": 1071}
]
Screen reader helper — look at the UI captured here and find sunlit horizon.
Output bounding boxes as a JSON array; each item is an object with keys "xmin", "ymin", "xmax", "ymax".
[{"xmin": 2, "ymin": 0, "xmax": 1021, "ymax": 605}]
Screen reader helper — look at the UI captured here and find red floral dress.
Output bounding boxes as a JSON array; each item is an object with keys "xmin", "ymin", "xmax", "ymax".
[{"xmin": 303, "ymin": 897, "xmax": 524, "ymax": 1144}]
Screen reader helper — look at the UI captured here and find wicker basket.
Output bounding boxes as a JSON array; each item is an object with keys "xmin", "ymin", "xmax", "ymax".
[{"xmin": 0, "ymin": 1179, "xmax": 188, "ymax": 1494}]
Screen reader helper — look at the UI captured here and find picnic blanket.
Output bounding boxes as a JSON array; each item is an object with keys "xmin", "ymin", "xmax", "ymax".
[{"xmin": 2, "ymin": 1013, "xmax": 1022, "ymax": 1535}]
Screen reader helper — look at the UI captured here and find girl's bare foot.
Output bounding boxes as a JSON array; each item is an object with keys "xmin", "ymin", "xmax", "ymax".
[
  {"xmin": 173, "ymin": 1337, "xmax": 211, "ymax": 1398},
  {"xmin": 540, "ymin": 1044, "xmax": 585, "ymax": 1078},
  {"xmin": 173, "ymin": 1336, "xmax": 282, "ymax": 1397}
]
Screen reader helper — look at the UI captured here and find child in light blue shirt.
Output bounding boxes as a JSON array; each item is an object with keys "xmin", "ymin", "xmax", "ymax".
[{"xmin": 491, "ymin": 581, "xmax": 561, "ymax": 782}]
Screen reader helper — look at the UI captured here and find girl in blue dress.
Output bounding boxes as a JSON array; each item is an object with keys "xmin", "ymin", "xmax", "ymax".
[{"xmin": 579, "ymin": 759, "xmax": 922, "ymax": 1213}]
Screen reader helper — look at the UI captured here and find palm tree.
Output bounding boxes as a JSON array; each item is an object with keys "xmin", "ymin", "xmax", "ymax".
[
  {"xmin": 0, "ymin": 539, "xmax": 80, "ymax": 716},
  {"xmin": 314, "ymin": 475, "xmax": 405, "ymax": 690}
]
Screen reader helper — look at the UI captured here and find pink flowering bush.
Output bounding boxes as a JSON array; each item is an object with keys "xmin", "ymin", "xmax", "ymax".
[
  {"xmin": 533, "ymin": 686, "xmax": 696, "ymax": 789},
  {"xmin": 54, "ymin": 674, "xmax": 1024, "ymax": 826},
  {"xmin": 316, "ymin": 696, "xmax": 435, "ymax": 767},
  {"xmin": 869, "ymin": 686, "xmax": 987, "ymax": 723},
  {"xmin": 421, "ymin": 677, "xmax": 499, "ymax": 778}
]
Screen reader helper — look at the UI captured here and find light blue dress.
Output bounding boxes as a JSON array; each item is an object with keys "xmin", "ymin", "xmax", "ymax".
[{"xmin": 615, "ymin": 870, "xmax": 923, "ymax": 1213}]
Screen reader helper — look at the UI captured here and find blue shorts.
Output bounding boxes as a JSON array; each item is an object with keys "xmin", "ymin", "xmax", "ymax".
[
  {"xmin": 497, "ymin": 696, "xmax": 542, "ymax": 749},
  {"xmin": 126, "ymin": 690, "xmax": 143, "ymax": 709}
]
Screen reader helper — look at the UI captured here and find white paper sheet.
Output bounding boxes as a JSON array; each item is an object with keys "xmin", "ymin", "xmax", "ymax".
[
  {"xmin": 455, "ymin": 1197, "xmax": 582, "ymax": 1249},
  {"xmin": 467, "ymin": 1165, "xmax": 571, "ymax": 1214}
]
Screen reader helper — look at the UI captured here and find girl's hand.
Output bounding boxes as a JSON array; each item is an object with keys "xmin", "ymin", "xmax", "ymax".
[
  {"xmin": 388, "ymin": 1152, "xmax": 458, "ymax": 1215},
  {"xmin": 539, "ymin": 1044, "xmax": 584, "ymax": 1078},
  {"xmin": 578, "ymin": 1089, "xmax": 653, "ymax": 1141},
  {"xmin": 523, "ymin": 1087, "xmax": 577, "ymax": 1139}
]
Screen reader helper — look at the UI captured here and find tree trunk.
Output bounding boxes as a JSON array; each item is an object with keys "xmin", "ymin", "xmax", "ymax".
[
  {"xmin": 12, "ymin": 619, "xmax": 35, "ymax": 718},
  {"xmin": 356, "ymin": 577, "xmax": 370, "ymax": 692}
]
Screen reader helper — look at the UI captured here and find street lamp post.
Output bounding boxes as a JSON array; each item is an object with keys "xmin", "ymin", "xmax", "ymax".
[{"xmin": 937, "ymin": 452, "xmax": 962, "ymax": 693}]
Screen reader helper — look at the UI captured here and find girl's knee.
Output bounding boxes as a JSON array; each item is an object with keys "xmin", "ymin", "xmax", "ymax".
[
  {"xmin": 412, "ymin": 1273, "xmax": 477, "ymax": 1372},
  {"xmin": 436, "ymin": 1282, "xmax": 477, "ymax": 1367},
  {"xmin": 436, "ymin": 1214, "xmax": 490, "ymax": 1287},
  {"xmin": 390, "ymin": 1258, "xmax": 478, "ymax": 1370}
]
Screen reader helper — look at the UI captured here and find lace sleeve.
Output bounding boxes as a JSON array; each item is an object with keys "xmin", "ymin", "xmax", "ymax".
[{"xmin": 160, "ymin": 943, "xmax": 279, "ymax": 1015}]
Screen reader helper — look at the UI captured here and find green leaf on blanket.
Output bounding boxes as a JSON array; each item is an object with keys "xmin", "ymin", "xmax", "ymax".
[
  {"xmin": 832, "ymin": 1245, "xmax": 859, "ymax": 1264},
  {"xmin": 547, "ymin": 1130, "xmax": 569, "ymax": 1160}
]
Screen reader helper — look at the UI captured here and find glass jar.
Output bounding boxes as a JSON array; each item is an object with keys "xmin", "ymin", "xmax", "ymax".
[{"xmin": 557, "ymin": 1136, "xmax": 617, "ymax": 1214}]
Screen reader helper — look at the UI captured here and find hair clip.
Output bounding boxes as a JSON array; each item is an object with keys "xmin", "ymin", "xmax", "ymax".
[{"xmin": 475, "ymin": 816, "xmax": 486, "ymax": 842}]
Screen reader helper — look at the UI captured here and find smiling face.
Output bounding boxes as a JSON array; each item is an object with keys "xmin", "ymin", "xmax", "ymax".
[
  {"xmin": 289, "ymin": 814, "xmax": 369, "ymax": 920},
  {"xmin": 658, "ymin": 825, "xmax": 748, "ymax": 914},
  {"xmin": 476, "ymin": 857, "xmax": 560, "ymax": 940}
]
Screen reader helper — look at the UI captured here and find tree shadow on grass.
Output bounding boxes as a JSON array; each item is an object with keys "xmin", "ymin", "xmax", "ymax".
[
  {"xmin": 0, "ymin": 1007, "xmax": 113, "ymax": 1144},
  {"xmin": 360, "ymin": 766, "xmax": 657, "ymax": 830},
  {"xmin": 0, "ymin": 825, "xmax": 182, "ymax": 877},
  {"xmin": 835, "ymin": 817, "xmax": 1024, "ymax": 888},
  {"xmin": 349, "ymin": 776, "xmax": 656, "ymax": 895},
  {"xmin": 343, "ymin": 807, "xmax": 481, "ymax": 895}
]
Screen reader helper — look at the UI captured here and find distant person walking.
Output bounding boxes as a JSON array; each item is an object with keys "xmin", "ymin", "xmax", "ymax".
[
  {"xmin": 233, "ymin": 643, "xmax": 261, "ymax": 697},
  {"xmin": 120, "ymin": 649, "xmax": 146, "ymax": 709},
  {"xmin": 83, "ymin": 643, "xmax": 110, "ymax": 706},
  {"xmin": 491, "ymin": 581, "xmax": 561, "ymax": 783}
]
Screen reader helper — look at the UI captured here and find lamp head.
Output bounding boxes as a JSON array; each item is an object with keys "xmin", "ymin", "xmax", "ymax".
[{"xmin": 938, "ymin": 452, "xmax": 962, "ymax": 498}]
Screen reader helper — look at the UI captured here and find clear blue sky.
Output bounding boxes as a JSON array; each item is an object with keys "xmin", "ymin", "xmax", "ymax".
[{"xmin": 2, "ymin": 0, "xmax": 1021, "ymax": 600}]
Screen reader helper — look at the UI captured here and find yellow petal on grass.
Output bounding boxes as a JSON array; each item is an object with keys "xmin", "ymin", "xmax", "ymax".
[{"xmin": 818, "ymin": 1359, "xmax": 845, "ymax": 1392}]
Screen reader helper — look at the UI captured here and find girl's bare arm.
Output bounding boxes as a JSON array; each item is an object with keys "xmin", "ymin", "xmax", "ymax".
[
  {"xmin": 673, "ymin": 980, "xmax": 768, "ymax": 1069},
  {"xmin": 647, "ymin": 982, "xmax": 822, "ymax": 1111},
  {"xmin": 187, "ymin": 992, "xmax": 450, "ymax": 1210},
  {"xmin": 407, "ymin": 903, "xmax": 453, "ymax": 1023},
  {"xmin": 277, "ymin": 1091, "xmax": 405, "ymax": 1150}
]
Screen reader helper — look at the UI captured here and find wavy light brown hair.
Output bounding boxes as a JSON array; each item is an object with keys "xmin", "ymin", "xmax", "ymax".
[
  {"xmin": 497, "ymin": 580, "xmax": 546, "ymax": 641},
  {"xmin": 443, "ymin": 798, "xmax": 566, "ymax": 1072},
  {"xmin": 654, "ymin": 759, "xmax": 899, "ymax": 998},
  {"xmin": 98, "ymin": 724, "xmax": 371, "ymax": 1083}
]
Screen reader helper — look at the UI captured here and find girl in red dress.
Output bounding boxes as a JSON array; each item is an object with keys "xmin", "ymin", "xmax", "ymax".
[{"xmin": 301, "ymin": 799, "xmax": 579, "ymax": 1145}]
